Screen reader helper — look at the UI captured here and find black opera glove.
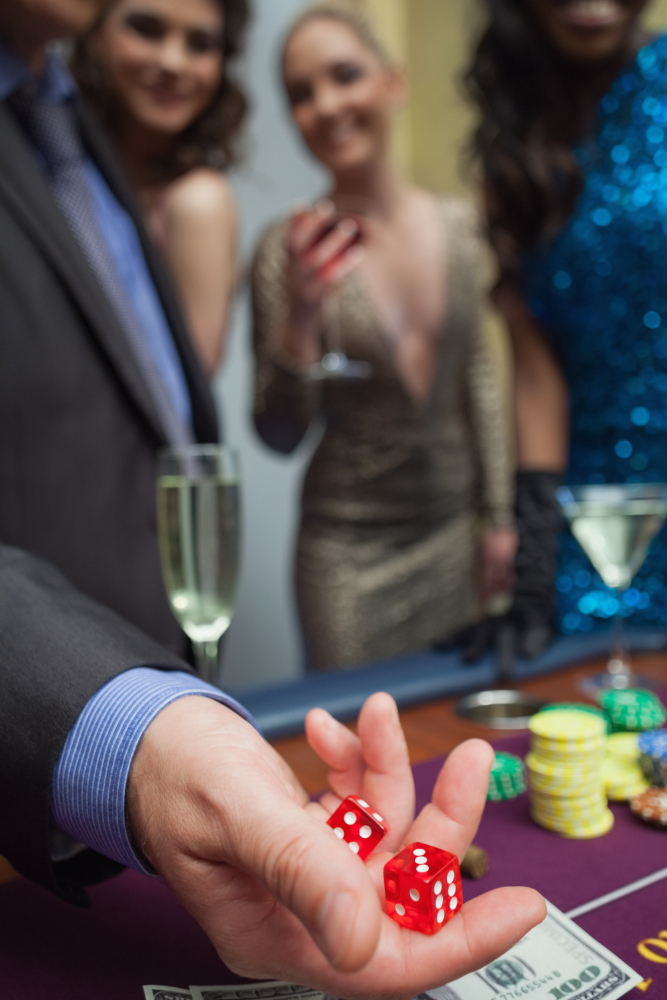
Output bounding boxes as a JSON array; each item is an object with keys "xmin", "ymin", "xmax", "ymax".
[
  {"xmin": 463, "ymin": 470, "xmax": 565, "ymax": 674},
  {"xmin": 512, "ymin": 468, "xmax": 565, "ymax": 650}
]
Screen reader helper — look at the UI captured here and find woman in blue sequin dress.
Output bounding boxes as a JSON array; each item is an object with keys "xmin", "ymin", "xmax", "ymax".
[{"xmin": 467, "ymin": 0, "xmax": 667, "ymax": 647}]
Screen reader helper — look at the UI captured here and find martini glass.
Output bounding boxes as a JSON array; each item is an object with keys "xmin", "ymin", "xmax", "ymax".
[{"xmin": 556, "ymin": 483, "xmax": 667, "ymax": 692}]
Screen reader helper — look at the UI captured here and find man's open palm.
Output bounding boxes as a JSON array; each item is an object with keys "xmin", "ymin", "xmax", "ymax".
[{"xmin": 128, "ymin": 696, "xmax": 545, "ymax": 1000}]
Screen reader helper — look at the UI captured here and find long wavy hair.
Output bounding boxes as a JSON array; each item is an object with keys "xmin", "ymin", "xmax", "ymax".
[
  {"xmin": 465, "ymin": 0, "xmax": 598, "ymax": 277},
  {"xmin": 71, "ymin": 0, "xmax": 249, "ymax": 182}
]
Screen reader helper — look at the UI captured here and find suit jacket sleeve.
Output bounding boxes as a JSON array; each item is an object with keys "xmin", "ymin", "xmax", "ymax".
[{"xmin": 0, "ymin": 544, "xmax": 191, "ymax": 903}]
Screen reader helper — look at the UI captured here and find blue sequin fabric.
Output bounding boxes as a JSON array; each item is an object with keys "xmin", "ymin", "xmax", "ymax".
[{"xmin": 523, "ymin": 34, "xmax": 667, "ymax": 634}]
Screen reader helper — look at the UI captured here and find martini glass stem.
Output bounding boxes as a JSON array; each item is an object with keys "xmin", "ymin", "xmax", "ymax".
[{"xmin": 607, "ymin": 594, "xmax": 632, "ymax": 687}]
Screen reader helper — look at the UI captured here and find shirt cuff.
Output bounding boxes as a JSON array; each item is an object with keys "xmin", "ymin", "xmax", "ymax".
[{"xmin": 51, "ymin": 667, "xmax": 256, "ymax": 875}]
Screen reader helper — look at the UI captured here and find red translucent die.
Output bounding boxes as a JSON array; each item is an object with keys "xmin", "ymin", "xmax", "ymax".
[
  {"xmin": 326, "ymin": 795, "xmax": 387, "ymax": 860},
  {"xmin": 384, "ymin": 842, "xmax": 462, "ymax": 934}
]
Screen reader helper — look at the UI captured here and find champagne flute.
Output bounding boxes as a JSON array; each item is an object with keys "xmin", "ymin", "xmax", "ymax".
[
  {"xmin": 156, "ymin": 444, "xmax": 241, "ymax": 686},
  {"xmin": 556, "ymin": 483, "xmax": 667, "ymax": 692}
]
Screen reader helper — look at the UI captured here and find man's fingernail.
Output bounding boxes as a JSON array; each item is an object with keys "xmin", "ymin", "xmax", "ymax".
[{"xmin": 316, "ymin": 890, "xmax": 356, "ymax": 967}]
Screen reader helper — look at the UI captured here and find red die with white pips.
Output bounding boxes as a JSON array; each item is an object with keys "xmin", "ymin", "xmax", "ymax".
[
  {"xmin": 326, "ymin": 795, "xmax": 387, "ymax": 860},
  {"xmin": 384, "ymin": 842, "xmax": 462, "ymax": 934}
]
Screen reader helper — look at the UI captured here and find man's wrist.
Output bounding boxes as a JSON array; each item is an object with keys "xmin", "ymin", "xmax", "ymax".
[
  {"xmin": 126, "ymin": 696, "xmax": 244, "ymax": 871},
  {"xmin": 51, "ymin": 669, "xmax": 257, "ymax": 875}
]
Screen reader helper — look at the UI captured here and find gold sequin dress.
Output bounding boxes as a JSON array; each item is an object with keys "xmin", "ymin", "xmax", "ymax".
[{"xmin": 252, "ymin": 197, "xmax": 513, "ymax": 670}]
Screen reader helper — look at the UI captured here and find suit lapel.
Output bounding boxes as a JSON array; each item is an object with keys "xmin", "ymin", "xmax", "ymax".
[
  {"xmin": 0, "ymin": 101, "xmax": 170, "ymax": 444},
  {"xmin": 0, "ymin": 100, "xmax": 219, "ymax": 445},
  {"xmin": 78, "ymin": 105, "xmax": 220, "ymax": 444}
]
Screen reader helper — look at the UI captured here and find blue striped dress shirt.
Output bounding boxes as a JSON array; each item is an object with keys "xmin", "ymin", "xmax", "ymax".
[{"xmin": 51, "ymin": 669, "xmax": 255, "ymax": 871}]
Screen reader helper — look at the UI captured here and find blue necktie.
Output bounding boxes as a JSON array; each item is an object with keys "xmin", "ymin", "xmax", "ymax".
[{"xmin": 10, "ymin": 84, "xmax": 192, "ymax": 447}]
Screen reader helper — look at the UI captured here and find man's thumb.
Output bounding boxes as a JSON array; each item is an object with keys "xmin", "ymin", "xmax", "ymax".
[{"xmin": 249, "ymin": 802, "xmax": 383, "ymax": 971}]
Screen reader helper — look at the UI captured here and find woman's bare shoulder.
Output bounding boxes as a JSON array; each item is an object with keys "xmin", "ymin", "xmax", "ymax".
[
  {"xmin": 406, "ymin": 187, "xmax": 479, "ymax": 234},
  {"xmin": 163, "ymin": 167, "xmax": 237, "ymax": 225},
  {"xmin": 428, "ymin": 189, "xmax": 479, "ymax": 226},
  {"xmin": 411, "ymin": 188, "xmax": 495, "ymax": 291}
]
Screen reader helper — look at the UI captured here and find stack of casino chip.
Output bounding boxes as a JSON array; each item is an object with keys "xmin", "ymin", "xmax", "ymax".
[
  {"xmin": 638, "ymin": 730, "xmax": 667, "ymax": 787},
  {"xmin": 527, "ymin": 709, "xmax": 613, "ymax": 839},
  {"xmin": 539, "ymin": 701, "xmax": 611, "ymax": 733},
  {"xmin": 602, "ymin": 732, "xmax": 648, "ymax": 801},
  {"xmin": 487, "ymin": 752, "xmax": 526, "ymax": 801},
  {"xmin": 606, "ymin": 732, "xmax": 641, "ymax": 762},
  {"xmin": 598, "ymin": 688, "xmax": 666, "ymax": 733}
]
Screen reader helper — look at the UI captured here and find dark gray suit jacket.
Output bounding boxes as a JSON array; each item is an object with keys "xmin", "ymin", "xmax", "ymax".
[{"xmin": 0, "ymin": 99, "xmax": 219, "ymax": 901}]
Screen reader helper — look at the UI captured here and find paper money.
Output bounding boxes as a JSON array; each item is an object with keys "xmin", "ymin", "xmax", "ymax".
[
  {"xmin": 190, "ymin": 984, "xmax": 326, "ymax": 1000},
  {"xmin": 145, "ymin": 899, "xmax": 642, "ymax": 1000},
  {"xmin": 143, "ymin": 989, "xmax": 192, "ymax": 1000},
  {"xmin": 419, "ymin": 901, "xmax": 643, "ymax": 1000}
]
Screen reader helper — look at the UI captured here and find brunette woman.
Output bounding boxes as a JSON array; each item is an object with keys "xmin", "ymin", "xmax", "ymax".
[
  {"xmin": 72, "ymin": 0, "xmax": 249, "ymax": 374},
  {"xmin": 252, "ymin": 2, "xmax": 516, "ymax": 671},
  {"xmin": 466, "ymin": 0, "xmax": 667, "ymax": 647}
]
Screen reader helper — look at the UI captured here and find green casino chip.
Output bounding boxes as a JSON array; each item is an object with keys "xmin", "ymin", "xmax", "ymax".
[
  {"xmin": 599, "ymin": 689, "xmax": 666, "ymax": 733},
  {"xmin": 487, "ymin": 752, "xmax": 526, "ymax": 801}
]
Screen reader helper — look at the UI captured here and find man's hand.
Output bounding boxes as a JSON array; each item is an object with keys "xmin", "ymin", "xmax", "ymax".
[
  {"xmin": 127, "ymin": 696, "xmax": 545, "ymax": 999},
  {"xmin": 305, "ymin": 693, "xmax": 415, "ymax": 853}
]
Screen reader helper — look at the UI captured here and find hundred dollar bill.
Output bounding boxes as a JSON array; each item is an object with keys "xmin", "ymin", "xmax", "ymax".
[
  {"xmin": 143, "ymin": 989, "xmax": 192, "ymax": 1000},
  {"xmin": 190, "ymin": 984, "xmax": 326, "ymax": 1000},
  {"xmin": 419, "ymin": 900, "xmax": 642, "ymax": 1000}
]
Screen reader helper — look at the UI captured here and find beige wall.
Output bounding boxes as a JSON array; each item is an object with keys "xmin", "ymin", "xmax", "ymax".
[{"xmin": 646, "ymin": 1, "xmax": 667, "ymax": 34}]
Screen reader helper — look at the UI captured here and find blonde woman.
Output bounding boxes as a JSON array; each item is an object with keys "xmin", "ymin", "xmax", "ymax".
[{"xmin": 252, "ymin": 2, "xmax": 516, "ymax": 671}]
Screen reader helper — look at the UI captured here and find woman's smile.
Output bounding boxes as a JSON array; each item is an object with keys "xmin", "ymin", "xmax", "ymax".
[
  {"xmin": 525, "ymin": 0, "xmax": 649, "ymax": 63},
  {"xmin": 556, "ymin": 0, "xmax": 635, "ymax": 29}
]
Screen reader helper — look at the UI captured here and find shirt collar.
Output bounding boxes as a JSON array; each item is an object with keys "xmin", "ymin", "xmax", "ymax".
[{"xmin": 0, "ymin": 39, "xmax": 77, "ymax": 104}]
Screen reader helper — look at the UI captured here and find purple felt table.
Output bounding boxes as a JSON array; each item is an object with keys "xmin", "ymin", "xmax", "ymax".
[
  {"xmin": 3, "ymin": 729, "xmax": 667, "ymax": 998},
  {"xmin": 414, "ymin": 736, "xmax": 667, "ymax": 994}
]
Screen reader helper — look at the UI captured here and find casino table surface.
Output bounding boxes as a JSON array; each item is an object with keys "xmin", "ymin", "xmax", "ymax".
[{"xmin": 1, "ymin": 654, "xmax": 666, "ymax": 999}]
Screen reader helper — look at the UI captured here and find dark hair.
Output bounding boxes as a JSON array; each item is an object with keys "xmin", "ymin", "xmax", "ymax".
[
  {"xmin": 71, "ymin": 0, "xmax": 250, "ymax": 181},
  {"xmin": 465, "ymin": 0, "xmax": 593, "ymax": 277}
]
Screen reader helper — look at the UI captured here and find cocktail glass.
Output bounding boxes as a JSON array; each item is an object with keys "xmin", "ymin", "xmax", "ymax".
[
  {"xmin": 304, "ymin": 195, "xmax": 373, "ymax": 384},
  {"xmin": 556, "ymin": 483, "xmax": 667, "ymax": 692},
  {"xmin": 305, "ymin": 291, "xmax": 373, "ymax": 383}
]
